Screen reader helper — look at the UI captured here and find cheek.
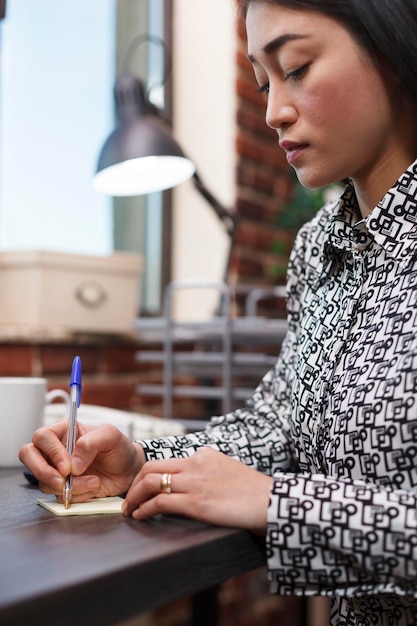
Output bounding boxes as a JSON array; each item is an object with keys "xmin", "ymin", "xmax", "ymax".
[
  {"xmin": 310, "ymin": 67, "xmax": 392, "ymax": 141},
  {"xmin": 300, "ymin": 80, "xmax": 361, "ymax": 133}
]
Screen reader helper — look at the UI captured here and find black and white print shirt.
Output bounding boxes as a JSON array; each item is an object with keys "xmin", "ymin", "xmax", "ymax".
[{"xmin": 141, "ymin": 160, "xmax": 417, "ymax": 626}]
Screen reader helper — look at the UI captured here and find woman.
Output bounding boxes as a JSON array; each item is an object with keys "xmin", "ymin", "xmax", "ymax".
[{"xmin": 20, "ymin": 1, "xmax": 417, "ymax": 624}]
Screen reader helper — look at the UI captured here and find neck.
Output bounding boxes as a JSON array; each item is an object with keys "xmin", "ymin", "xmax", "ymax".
[
  {"xmin": 353, "ymin": 152, "xmax": 415, "ymax": 219},
  {"xmin": 353, "ymin": 95, "xmax": 417, "ymax": 218}
]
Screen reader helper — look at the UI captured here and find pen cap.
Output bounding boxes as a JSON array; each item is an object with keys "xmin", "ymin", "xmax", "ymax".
[{"xmin": 69, "ymin": 356, "xmax": 82, "ymax": 406}]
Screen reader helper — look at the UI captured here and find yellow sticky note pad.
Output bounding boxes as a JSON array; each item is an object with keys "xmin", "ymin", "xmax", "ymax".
[{"xmin": 37, "ymin": 496, "xmax": 124, "ymax": 516}]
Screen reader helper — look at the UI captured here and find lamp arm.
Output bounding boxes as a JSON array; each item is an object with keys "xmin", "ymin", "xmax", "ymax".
[
  {"xmin": 192, "ymin": 171, "xmax": 237, "ymax": 238},
  {"xmin": 149, "ymin": 104, "xmax": 236, "ymax": 238}
]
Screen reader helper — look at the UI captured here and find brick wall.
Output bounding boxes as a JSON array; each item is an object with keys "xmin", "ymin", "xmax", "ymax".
[
  {"xmin": 0, "ymin": 335, "xmax": 212, "ymax": 422},
  {"xmin": 230, "ymin": 11, "xmax": 296, "ymax": 318},
  {"xmin": 0, "ymin": 335, "xmax": 147, "ymax": 411}
]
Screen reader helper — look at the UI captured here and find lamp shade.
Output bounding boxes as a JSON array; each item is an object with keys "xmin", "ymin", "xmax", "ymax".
[{"xmin": 93, "ymin": 74, "xmax": 195, "ymax": 196}]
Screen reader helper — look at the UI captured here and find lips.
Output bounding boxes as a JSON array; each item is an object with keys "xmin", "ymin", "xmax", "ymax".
[
  {"xmin": 279, "ymin": 140, "xmax": 309, "ymax": 164},
  {"xmin": 279, "ymin": 140, "xmax": 309, "ymax": 153}
]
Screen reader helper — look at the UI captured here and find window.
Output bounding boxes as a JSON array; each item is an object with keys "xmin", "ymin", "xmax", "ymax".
[
  {"xmin": 114, "ymin": 0, "xmax": 171, "ymax": 315},
  {"xmin": 0, "ymin": 0, "xmax": 115, "ymax": 255},
  {"xmin": 0, "ymin": 0, "xmax": 170, "ymax": 314}
]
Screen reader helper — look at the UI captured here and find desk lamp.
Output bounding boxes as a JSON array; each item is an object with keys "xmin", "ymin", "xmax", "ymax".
[{"xmin": 92, "ymin": 35, "xmax": 237, "ymax": 277}]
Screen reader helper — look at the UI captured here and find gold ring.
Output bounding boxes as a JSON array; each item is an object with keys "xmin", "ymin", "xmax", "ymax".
[{"xmin": 160, "ymin": 473, "xmax": 172, "ymax": 494}]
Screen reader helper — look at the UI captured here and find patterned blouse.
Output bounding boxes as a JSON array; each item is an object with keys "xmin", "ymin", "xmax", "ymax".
[{"xmin": 140, "ymin": 160, "xmax": 417, "ymax": 626}]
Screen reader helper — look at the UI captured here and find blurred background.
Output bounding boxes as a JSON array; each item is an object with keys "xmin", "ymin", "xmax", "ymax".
[{"xmin": 0, "ymin": 2, "xmax": 330, "ymax": 624}]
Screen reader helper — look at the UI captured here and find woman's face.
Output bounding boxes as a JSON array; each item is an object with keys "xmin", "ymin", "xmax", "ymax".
[{"xmin": 246, "ymin": 2, "xmax": 416, "ymax": 200}]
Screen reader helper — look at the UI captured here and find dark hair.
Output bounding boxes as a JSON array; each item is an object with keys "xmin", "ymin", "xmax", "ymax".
[{"xmin": 239, "ymin": 0, "xmax": 417, "ymax": 107}]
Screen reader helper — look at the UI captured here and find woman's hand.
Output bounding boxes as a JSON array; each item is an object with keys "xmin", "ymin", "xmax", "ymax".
[
  {"xmin": 19, "ymin": 421, "xmax": 145, "ymax": 502},
  {"xmin": 122, "ymin": 447, "xmax": 272, "ymax": 535}
]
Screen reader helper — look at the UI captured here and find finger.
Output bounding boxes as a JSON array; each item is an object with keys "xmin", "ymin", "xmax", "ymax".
[
  {"xmin": 32, "ymin": 424, "xmax": 71, "ymax": 472},
  {"xmin": 52, "ymin": 474, "xmax": 102, "ymax": 503},
  {"xmin": 131, "ymin": 457, "xmax": 186, "ymax": 490},
  {"xmin": 123, "ymin": 471, "xmax": 167, "ymax": 516},
  {"xmin": 130, "ymin": 493, "xmax": 190, "ymax": 520},
  {"xmin": 69, "ymin": 424, "xmax": 121, "ymax": 475},
  {"xmin": 126, "ymin": 467, "xmax": 211, "ymax": 523},
  {"xmin": 20, "ymin": 443, "xmax": 67, "ymax": 494},
  {"xmin": 19, "ymin": 422, "xmax": 72, "ymax": 493}
]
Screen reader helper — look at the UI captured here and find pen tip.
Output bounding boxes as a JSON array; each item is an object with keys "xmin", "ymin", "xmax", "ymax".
[{"xmin": 64, "ymin": 499, "xmax": 70, "ymax": 510}]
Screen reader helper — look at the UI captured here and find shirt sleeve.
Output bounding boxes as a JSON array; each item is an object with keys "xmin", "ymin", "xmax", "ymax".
[
  {"xmin": 267, "ymin": 472, "xmax": 417, "ymax": 599},
  {"xmin": 139, "ymin": 202, "xmax": 320, "ymax": 470},
  {"xmin": 139, "ymin": 325, "xmax": 298, "ymax": 474},
  {"xmin": 138, "ymin": 240, "xmax": 307, "ymax": 474}
]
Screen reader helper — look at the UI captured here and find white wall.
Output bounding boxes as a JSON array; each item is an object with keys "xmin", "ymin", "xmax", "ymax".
[{"xmin": 172, "ymin": 0, "xmax": 237, "ymax": 320}]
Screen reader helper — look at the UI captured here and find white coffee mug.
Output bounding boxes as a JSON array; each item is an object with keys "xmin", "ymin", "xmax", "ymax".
[{"xmin": 0, "ymin": 377, "xmax": 70, "ymax": 468}]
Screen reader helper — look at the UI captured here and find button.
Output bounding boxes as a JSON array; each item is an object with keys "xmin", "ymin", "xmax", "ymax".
[{"xmin": 331, "ymin": 339, "xmax": 344, "ymax": 358}]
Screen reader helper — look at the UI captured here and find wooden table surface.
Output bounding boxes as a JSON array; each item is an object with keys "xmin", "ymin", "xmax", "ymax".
[{"xmin": 0, "ymin": 468, "xmax": 266, "ymax": 626}]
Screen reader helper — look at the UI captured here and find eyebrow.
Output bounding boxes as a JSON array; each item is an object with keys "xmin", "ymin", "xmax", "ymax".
[{"xmin": 248, "ymin": 33, "xmax": 309, "ymax": 63}]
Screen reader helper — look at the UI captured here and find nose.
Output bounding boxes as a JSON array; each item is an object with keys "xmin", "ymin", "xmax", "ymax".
[{"xmin": 265, "ymin": 84, "xmax": 297, "ymax": 131}]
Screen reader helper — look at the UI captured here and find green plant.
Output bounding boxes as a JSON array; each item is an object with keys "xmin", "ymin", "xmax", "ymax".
[
  {"xmin": 270, "ymin": 173, "xmax": 340, "ymax": 280},
  {"xmin": 277, "ymin": 171, "xmax": 329, "ymax": 230}
]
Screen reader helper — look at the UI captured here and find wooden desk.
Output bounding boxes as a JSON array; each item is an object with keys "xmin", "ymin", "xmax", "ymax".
[{"xmin": 0, "ymin": 469, "xmax": 266, "ymax": 626}]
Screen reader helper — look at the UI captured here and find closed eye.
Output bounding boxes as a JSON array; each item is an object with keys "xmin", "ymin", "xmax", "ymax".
[
  {"xmin": 284, "ymin": 63, "xmax": 310, "ymax": 82},
  {"xmin": 256, "ymin": 62, "xmax": 310, "ymax": 94},
  {"xmin": 256, "ymin": 83, "xmax": 269, "ymax": 95}
]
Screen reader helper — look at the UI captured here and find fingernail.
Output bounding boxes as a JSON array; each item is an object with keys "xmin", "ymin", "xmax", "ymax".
[
  {"xmin": 57, "ymin": 461, "xmax": 67, "ymax": 475},
  {"xmin": 72, "ymin": 456, "xmax": 84, "ymax": 474},
  {"xmin": 52, "ymin": 476, "xmax": 64, "ymax": 490}
]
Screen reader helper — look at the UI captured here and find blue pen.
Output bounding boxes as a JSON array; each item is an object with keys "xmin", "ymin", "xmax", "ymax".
[{"xmin": 63, "ymin": 356, "xmax": 82, "ymax": 509}]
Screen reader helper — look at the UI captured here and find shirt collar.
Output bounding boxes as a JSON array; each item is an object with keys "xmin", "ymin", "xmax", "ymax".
[{"xmin": 323, "ymin": 159, "xmax": 417, "ymax": 266}]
